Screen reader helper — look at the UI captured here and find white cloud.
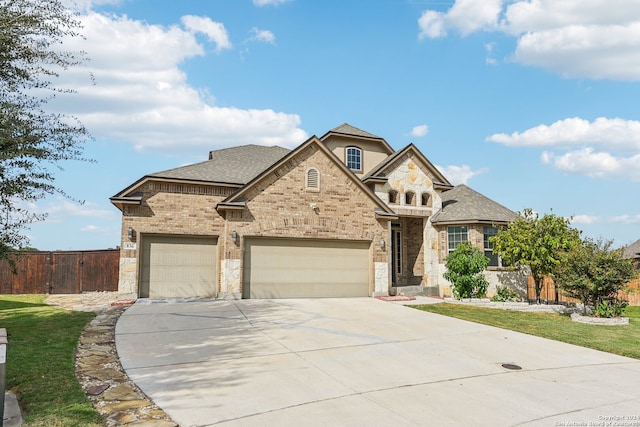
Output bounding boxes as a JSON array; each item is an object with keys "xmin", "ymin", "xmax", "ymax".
[
  {"xmin": 418, "ymin": 0, "xmax": 640, "ymax": 80},
  {"xmin": 418, "ymin": 11, "xmax": 447, "ymax": 39},
  {"xmin": 418, "ymin": 0, "xmax": 503, "ymax": 39},
  {"xmin": 571, "ymin": 215, "xmax": 600, "ymax": 225},
  {"xmin": 436, "ymin": 164, "xmax": 487, "ymax": 185},
  {"xmin": 253, "ymin": 0, "xmax": 292, "ymax": 6},
  {"xmin": 28, "ymin": 198, "xmax": 118, "ymax": 224},
  {"xmin": 181, "ymin": 15, "xmax": 232, "ymax": 52},
  {"xmin": 487, "ymin": 117, "xmax": 640, "ymax": 151},
  {"xmin": 80, "ymin": 225, "xmax": 98, "ymax": 232},
  {"xmin": 612, "ymin": 214, "xmax": 640, "ymax": 224},
  {"xmin": 489, "ymin": 117, "xmax": 640, "ymax": 180},
  {"xmin": 409, "ymin": 124, "xmax": 429, "ymax": 137},
  {"xmin": 546, "ymin": 148, "xmax": 640, "ymax": 180},
  {"xmin": 52, "ymin": 11, "xmax": 307, "ymax": 156},
  {"xmin": 249, "ymin": 27, "xmax": 276, "ymax": 44}
]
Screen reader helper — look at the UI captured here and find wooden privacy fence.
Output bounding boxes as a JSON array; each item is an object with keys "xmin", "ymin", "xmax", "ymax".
[
  {"xmin": 0, "ymin": 249, "xmax": 120, "ymax": 294},
  {"xmin": 527, "ymin": 276, "xmax": 640, "ymax": 306}
]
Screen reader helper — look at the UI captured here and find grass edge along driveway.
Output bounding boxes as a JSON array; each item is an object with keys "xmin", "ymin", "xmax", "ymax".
[
  {"xmin": 0, "ymin": 294, "xmax": 103, "ymax": 427},
  {"xmin": 414, "ymin": 303, "xmax": 640, "ymax": 360}
]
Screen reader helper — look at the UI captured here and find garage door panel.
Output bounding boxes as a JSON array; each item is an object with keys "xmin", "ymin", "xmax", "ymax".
[
  {"xmin": 243, "ymin": 238, "xmax": 370, "ymax": 299},
  {"xmin": 141, "ymin": 235, "xmax": 217, "ymax": 299}
]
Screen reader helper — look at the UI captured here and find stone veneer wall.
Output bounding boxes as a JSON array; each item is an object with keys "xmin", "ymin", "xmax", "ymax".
[{"xmin": 373, "ymin": 154, "xmax": 443, "ymax": 291}]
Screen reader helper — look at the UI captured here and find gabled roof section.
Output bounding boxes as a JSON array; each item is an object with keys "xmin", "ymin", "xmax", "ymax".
[
  {"xmin": 150, "ymin": 145, "xmax": 291, "ymax": 185},
  {"xmin": 623, "ymin": 239, "xmax": 640, "ymax": 260},
  {"xmin": 220, "ymin": 136, "xmax": 395, "ymax": 216},
  {"xmin": 320, "ymin": 123, "xmax": 394, "ymax": 154},
  {"xmin": 362, "ymin": 143, "xmax": 452, "ymax": 188},
  {"xmin": 110, "ymin": 145, "xmax": 291, "ymax": 210},
  {"xmin": 431, "ymin": 184, "xmax": 516, "ymax": 224}
]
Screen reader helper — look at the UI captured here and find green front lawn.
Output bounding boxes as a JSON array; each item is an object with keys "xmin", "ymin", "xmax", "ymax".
[
  {"xmin": 414, "ymin": 303, "xmax": 640, "ymax": 359},
  {"xmin": 0, "ymin": 295, "xmax": 103, "ymax": 426}
]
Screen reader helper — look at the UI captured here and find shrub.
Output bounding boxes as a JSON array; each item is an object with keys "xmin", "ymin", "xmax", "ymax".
[
  {"xmin": 444, "ymin": 242, "xmax": 489, "ymax": 299},
  {"xmin": 491, "ymin": 286, "xmax": 520, "ymax": 302},
  {"xmin": 555, "ymin": 238, "xmax": 637, "ymax": 317}
]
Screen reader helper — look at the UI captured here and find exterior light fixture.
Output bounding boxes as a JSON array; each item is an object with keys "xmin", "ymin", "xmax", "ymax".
[
  {"xmin": 232, "ymin": 230, "xmax": 238, "ymax": 244},
  {"xmin": 127, "ymin": 227, "xmax": 135, "ymax": 241},
  {"xmin": 379, "ymin": 238, "xmax": 385, "ymax": 251}
]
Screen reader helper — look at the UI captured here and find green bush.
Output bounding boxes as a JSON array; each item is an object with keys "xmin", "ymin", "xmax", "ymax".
[
  {"xmin": 594, "ymin": 299, "xmax": 628, "ymax": 318},
  {"xmin": 444, "ymin": 242, "xmax": 489, "ymax": 299},
  {"xmin": 491, "ymin": 286, "xmax": 520, "ymax": 302}
]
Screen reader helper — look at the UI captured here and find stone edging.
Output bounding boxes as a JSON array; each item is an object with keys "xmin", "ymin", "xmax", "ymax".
[
  {"xmin": 75, "ymin": 304, "xmax": 178, "ymax": 426},
  {"xmin": 443, "ymin": 298, "xmax": 574, "ymax": 313},
  {"xmin": 570, "ymin": 313, "xmax": 630, "ymax": 325}
]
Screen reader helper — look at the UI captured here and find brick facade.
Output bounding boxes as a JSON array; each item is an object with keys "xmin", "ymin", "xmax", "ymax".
[{"xmin": 112, "ymin": 124, "xmax": 520, "ymax": 300}]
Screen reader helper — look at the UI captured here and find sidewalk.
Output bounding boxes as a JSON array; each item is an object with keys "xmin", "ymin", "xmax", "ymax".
[{"xmin": 3, "ymin": 392, "xmax": 22, "ymax": 427}]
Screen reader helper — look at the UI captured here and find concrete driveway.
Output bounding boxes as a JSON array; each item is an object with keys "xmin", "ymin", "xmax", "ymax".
[{"xmin": 115, "ymin": 298, "xmax": 640, "ymax": 427}]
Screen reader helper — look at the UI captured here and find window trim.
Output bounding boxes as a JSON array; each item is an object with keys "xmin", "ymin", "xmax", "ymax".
[
  {"xmin": 483, "ymin": 226, "xmax": 499, "ymax": 267},
  {"xmin": 345, "ymin": 146, "xmax": 363, "ymax": 172}
]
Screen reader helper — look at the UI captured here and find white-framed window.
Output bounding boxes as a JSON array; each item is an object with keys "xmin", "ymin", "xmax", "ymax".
[
  {"xmin": 447, "ymin": 226, "xmax": 468, "ymax": 252},
  {"xmin": 483, "ymin": 226, "xmax": 499, "ymax": 266},
  {"xmin": 305, "ymin": 168, "xmax": 320, "ymax": 191},
  {"xmin": 346, "ymin": 146, "xmax": 362, "ymax": 171}
]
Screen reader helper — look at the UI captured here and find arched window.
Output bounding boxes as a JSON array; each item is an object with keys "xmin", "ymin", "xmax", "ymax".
[
  {"xmin": 405, "ymin": 191, "xmax": 415, "ymax": 206},
  {"xmin": 346, "ymin": 146, "xmax": 362, "ymax": 171},
  {"xmin": 388, "ymin": 190, "xmax": 398, "ymax": 204},
  {"xmin": 306, "ymin": 168, "xmax": 320, "ymax": 190},
  {"xmin": 421, "ymin": 193, "xmax": 430, "ymax": 207}
]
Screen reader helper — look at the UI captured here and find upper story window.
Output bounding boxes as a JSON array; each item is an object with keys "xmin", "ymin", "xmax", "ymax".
[
  {"xmin": 346, "ymin": 146, "xmax": 362, "ymax": 171},
  {"xmin": 388, "ymin": 190, "xmax": 398, "ymax": 204},
  {"xmin": 306, "ymin": 168, "xmax": 320, "ymax": 191},
  {"xmin": 421, "ymin": 193, "xmax": 430, "ymax": 207},
  {"xmin": 447, "ymin": 226, "xmax": 468, "ymax": 253},
  {"xmin": 483, "ymin": 226, "xmax": 499, "ymax": 266},
  {"xmin": 405, "ymin": 191, "xmax": 415, "ymax": 206}
]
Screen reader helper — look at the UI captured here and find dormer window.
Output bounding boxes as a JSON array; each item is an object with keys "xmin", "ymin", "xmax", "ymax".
[{"xmin": 346, "ymin": 146, "xmax": 362, "ymax": 171}]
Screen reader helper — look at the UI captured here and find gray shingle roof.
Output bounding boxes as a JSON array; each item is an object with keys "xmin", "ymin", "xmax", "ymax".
[
  {"xmin": 149, "ymin": 145, "xmax": 291, "ymax": 184},
  {"xmin": 328, "ymin": 123, "xmax": 383, "ymax": 140},
  {"xmin": 623, "ymin": 239, "xmax": 640, "ymax": 259},
  {"xmin": 431, "ymin": 184, "xmax": 516, "ymax": 224}
]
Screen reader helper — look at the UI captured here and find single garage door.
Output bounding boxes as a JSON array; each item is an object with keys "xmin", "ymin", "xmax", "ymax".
[
  {"xmin": 243, "ymin": 238, "xmax": 370, "ymax": 298},
  {"xmin": 140, "ymin": 235, "xmax": 217, "ymax": 299}
]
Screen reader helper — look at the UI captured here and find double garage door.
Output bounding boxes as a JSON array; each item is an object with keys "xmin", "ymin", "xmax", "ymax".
[
  {"xmin": 243, "ymin": 238, "xmax": 370, "ymax": 298},
  {"xmin": 140, "ymin": 236, "xmax": 370, "ymax": 299}
]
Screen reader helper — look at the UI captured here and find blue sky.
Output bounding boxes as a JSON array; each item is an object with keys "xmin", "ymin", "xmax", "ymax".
[{"xmin": 28, "ymin": 0, "xmax": 640, "ymax": 250}]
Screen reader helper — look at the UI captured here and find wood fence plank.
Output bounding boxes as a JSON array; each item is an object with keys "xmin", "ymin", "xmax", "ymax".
[{"xmin": 0, "ymin": 250, "xmax": 119, "ymax": 294}]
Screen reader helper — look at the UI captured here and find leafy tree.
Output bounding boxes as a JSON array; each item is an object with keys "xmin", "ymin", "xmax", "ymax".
[
  {"xmin": 491, "ymin": 209, "xmax": 581, "ymax": 304},
  {"xmin": 443, "ymin": 242, "xmax": 489, "ymax": 299},
  {"xmin": 0, "ymin": 0, "xmax": 91, "ymax": 262},
  {"xmin": 555, "ymin": 238, "xmax": 637, "ymax": 316}
]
